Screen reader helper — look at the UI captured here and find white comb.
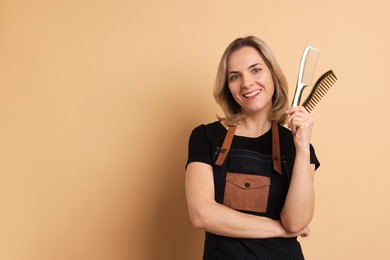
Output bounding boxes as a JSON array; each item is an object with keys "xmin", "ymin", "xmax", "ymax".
[{"xmin": 291, "ymin": 46, "xmax": 320, "ymax": 107}]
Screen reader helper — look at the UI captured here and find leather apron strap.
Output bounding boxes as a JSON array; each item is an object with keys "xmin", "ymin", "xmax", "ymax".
[
  {"xmin": 214, "ymin": 125, "xmax": 237, "ymax": 166},
  {"xmin": 271, "ymin": 121, "xmax": 282, "ymax": 175},
  {"xmin": 214, "ymin": 121, "xmax": 282, "ymax": 175}
]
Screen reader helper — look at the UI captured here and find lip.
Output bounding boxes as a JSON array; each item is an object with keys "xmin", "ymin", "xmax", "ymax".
[{"xmin": 243, "ymin": 89, "xmax": 261, "ymax": 98}]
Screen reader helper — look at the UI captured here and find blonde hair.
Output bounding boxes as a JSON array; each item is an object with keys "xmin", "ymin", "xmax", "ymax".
[{"xmin": 213, "ymin": 36, "xmax": 289, "ymax": 125}]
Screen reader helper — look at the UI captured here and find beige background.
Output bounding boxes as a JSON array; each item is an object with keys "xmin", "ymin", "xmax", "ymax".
[{"xmin": 1, "ymin": 0, "xmax": 389, "ymax": 259}]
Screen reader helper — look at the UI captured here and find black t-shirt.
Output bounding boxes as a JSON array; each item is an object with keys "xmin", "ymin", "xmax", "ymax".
[{"xmin": 186, "ymin": 121, "xmax": 320, "ymax": 260}]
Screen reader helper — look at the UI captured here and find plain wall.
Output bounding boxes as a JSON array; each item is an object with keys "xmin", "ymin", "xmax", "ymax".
[{"xmin": 1, "ymin": 0, "xmax": 389, "ymax": 259}]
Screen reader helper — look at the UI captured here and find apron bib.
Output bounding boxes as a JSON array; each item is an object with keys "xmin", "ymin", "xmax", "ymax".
[{"xmin": 212, "ymin": 121, "xmax": 290, "ymax": 219}]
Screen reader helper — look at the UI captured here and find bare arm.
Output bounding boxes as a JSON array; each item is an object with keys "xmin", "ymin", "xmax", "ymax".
[
  {"xmin": 281, "ymin": 107, "xmax": 316, "ymax": 232},
  {"xmin": 185, "ymin": 161, "xmax": 309, "ymax": 238}
]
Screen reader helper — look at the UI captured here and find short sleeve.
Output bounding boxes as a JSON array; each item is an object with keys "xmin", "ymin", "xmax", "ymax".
[
  {"xmin": 186, "ymin": 125, "xmax": 213, "ymax": 168},
  {"xmin": 309, "ymin": 144, "xmax": 320, "ymax": 170}
]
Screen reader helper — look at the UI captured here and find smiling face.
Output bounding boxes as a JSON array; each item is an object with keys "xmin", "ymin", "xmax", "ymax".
[{"xmin": 226, "ymin": 46, "xmax": 275, "ymax": 118}]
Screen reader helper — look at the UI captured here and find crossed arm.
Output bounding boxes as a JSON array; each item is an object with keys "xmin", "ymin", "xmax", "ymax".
[{"xmin": 185, "ymin": 161, "xmax": 312, "ymax": 239}]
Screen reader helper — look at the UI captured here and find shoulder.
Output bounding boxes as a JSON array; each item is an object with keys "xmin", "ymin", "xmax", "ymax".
[
  {"xmin": 187, "ymin": 121, "xmax": 226, "ymax": 167},
  {"xmin": 190, "ymin": 121, "xmax": 226, "ymax": 141}
]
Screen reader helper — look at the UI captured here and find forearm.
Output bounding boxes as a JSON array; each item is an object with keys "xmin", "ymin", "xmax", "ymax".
[
  {"xmin": 281, "ymin": 148, "xmax": 315, "ymax": 232},
  {"xmin": 189, "ymin": 200, "xmax": 299, "ymax": 239}
]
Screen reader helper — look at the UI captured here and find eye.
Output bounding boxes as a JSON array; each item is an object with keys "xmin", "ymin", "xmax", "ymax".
[
  {"xmin": 252, "ymin": 67, "xmax": 262, "ymax": 74},
  {"xmin": 228, "ymin": 74, "xmax": 239, "ymax": 82}
]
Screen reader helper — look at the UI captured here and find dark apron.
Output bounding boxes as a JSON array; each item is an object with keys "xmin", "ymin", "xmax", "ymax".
[{"xmin": 203, "ymin": 121, "xmax": 304, "ymax": 260}]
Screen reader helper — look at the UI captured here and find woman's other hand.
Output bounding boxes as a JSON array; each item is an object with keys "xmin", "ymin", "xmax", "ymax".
[{"xmin": 285, "ymin": 106, "xmax": 314, "ymax": 151}]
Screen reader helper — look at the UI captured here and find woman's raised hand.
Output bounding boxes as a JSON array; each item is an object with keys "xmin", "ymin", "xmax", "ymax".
[{"xmin": 285, "ymin": 106, "xmax": 314, "ymax": 151}]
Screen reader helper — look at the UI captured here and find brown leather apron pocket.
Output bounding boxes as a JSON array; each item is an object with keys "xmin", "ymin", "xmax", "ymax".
[{"xmin": 223, "ymin": 172, "xmax": 270, "ymax": 213}]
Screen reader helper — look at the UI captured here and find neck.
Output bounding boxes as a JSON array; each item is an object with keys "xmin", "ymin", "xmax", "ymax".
[{"xmin": 236, "ymin": 114, "xmax": 272, "ymax": 138}]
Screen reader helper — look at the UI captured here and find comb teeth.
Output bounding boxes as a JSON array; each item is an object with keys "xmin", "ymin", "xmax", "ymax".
[{"xmin": 302, "ymin": 70, "xmax": 338, "ymax": 112}]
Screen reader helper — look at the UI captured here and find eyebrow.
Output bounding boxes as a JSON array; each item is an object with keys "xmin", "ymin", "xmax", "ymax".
[{"xmin": 227, "ymin": 63, "xmax": 262, "ymax": 75}]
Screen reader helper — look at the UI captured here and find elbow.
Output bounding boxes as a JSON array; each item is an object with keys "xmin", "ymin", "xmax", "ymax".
[
  {"xmin": 282, "ymin": 221, "xmax": 308, "ymax": 234},
  {"xmin": 281, "ymin": 214, "xmax": 312, "ymax": 233},
  {"xmin": 190, "ymin": 216, "xmax": 205, "ymax": 230},
  {"xmin": 188, "ymin": 207, "xmax": 209, "ymax": 230}
]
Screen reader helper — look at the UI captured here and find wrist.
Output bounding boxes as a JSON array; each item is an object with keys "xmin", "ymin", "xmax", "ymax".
[{"xmin": 295, "ymin": 145, "xmax": 310, "ymax": 155}]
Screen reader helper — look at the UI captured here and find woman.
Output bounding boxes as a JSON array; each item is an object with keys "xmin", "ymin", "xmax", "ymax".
[{"xmin": 185, "ymin": 36, "xmax": 320, "ymax": 259}]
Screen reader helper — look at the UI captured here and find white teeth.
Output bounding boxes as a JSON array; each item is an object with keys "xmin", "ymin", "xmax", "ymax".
[{"xmin": 243, "ymin": 90, "xmax": 261, "ymax": 98}]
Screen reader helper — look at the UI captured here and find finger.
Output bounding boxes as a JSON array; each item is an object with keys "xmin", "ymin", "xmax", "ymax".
[
  {"xmin": 285, "ymin": 107, "xmax": 300, "ymax": 115},
  {"xmin": 289, "ymin": 106, "xmax": 309, "ymax": 117},
  {"xmin": 289, "ymin": 115, "xmax": 303, "ymax": 131}
]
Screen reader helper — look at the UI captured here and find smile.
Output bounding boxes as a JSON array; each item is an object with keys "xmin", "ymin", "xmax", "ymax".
[{"xmin": 243, "ymin": 90, "xmax": 261, "ymax": 98}]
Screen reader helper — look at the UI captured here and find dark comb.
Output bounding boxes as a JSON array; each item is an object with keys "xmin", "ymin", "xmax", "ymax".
[{"xmin": 302, "ymin": 70, "xmax": 338, "ymax": 112}]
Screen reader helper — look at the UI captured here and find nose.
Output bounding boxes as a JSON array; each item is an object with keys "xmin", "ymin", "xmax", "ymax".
[{"xmin": 242, "ymin": 74, "xmax": 254, "ymax": 89}]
